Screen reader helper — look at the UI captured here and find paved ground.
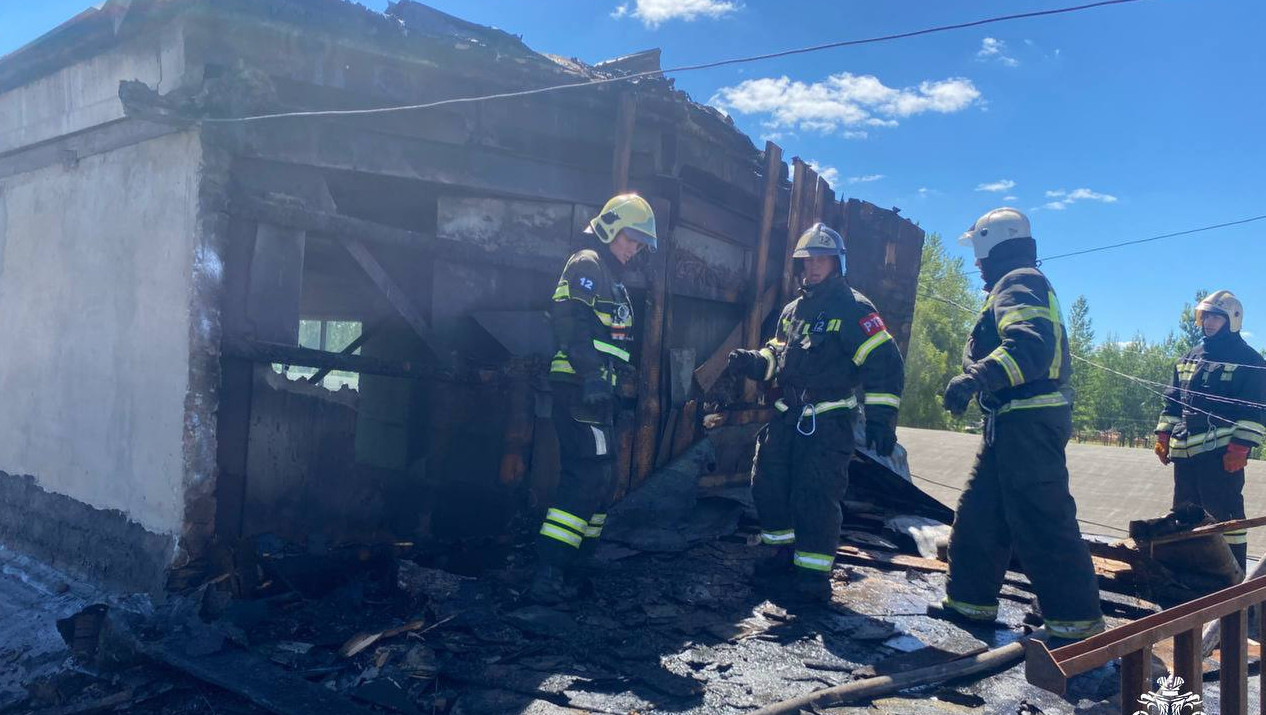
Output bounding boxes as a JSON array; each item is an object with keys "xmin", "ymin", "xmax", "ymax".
[{"xmin": 898, "ymin": 427, "xmax": 1266, "ymax": 558}]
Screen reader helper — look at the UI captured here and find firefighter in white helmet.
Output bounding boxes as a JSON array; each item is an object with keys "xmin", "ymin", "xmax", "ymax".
[
  {"xmin": 932, "ymin": 207, "xmax": 1105, "ymax": 642},
  {"xmin": 1155, "ymin": 290, "xmax": 1266, "ymax": 572},
  {"xmin": 528, "ymin": 193, "xmax": 657, "ymax": 604},
  {"xmin": 728, "ymin": 222, "xmax": 905, "ymax": 603}
]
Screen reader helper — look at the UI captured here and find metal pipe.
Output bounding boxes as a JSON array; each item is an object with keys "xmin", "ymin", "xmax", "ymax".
[{"xmin": 748, "ymin": 636, "xmax": 1034, "ymax": 715}]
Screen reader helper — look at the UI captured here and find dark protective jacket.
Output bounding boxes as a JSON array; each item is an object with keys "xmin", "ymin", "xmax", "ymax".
[
  {"xmin": 742, "ymin": 275, "xmax": 904, "ymax": 425},
  {"xmin": 1156, "ymin": 331, "xmax": 1266, "ymax": 458},
  {"xmin": 549, "ymin": 242, "xmax": 634, "ymax": 391},
  {"xmin": 963, "ymin": 264, "xmax": 1072, "ymax": 413}
]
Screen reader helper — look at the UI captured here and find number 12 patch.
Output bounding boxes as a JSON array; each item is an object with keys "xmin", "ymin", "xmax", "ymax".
[{"xmin": 859, "ymin": 312, "xmax": 886, "ymax": 336}]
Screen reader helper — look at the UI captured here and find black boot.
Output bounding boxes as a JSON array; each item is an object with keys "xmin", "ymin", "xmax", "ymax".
[
  {"xmin": 926, "ymin": 601, "xmax": 1004, "ymax": 629},
  {"xmin": 753, "ymin": 545, "xmax": 795, "ymax": 578},
  {"xmin": 789, "ymin": 570, "xmax": 832, "ymax": 604},
  {"xmin": 527, "ymin": 565, "xmax": 578, "ymax": 605}
]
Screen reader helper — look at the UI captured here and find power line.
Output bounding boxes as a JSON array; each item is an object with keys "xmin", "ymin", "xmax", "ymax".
[
  {"xmin": 202, "ymin": 0, "xmax": 1151, "ymax": 124},
  {"xmin": 916, "ymin": 286, "xmax": 1266, "ymax": 421},
  {"xmin": 909, "ymin": 472, "xmax": 1130, "ymax": 534},
  {"xmin": 1039, "ymin": 214, "xmax": 1266, "ymax": 263},
  {"xmin": 961, "ymin": 214, "xmax": 1266, "ymax": 276}
]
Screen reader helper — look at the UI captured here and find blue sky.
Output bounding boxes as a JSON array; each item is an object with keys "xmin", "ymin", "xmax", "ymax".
[{"xmin": 4, "ymin": 0, "xmax": 1263, "ymax": 348}]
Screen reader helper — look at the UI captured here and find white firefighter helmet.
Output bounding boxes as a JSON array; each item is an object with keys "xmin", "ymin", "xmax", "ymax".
[
  {"xmin": 959, "ymin": 207, "xmax": 1032, "ymax": 260},
  {"xmin": 584, "ymin": 193, "xmax": 658, "ymax": 252},
  {"xmin": 1196, "ymin": 289, "xmax": 1244, "ymax": 333},
  {"xmin": 792, "ymin": 222, "xmax": 846, "ymax": 275}
]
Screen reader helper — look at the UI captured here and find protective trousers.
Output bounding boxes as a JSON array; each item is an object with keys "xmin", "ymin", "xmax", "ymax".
[
  {"xmin": 1173, "ymin": 450, "xmax": 1247, "ymax": 572},
  {"xmin": 537, "ymin": 384, "xmax": 618, "ymax": 567},
  {"xmin": 751, "ymin": 410, "xmax": 855, "ymax": 578},
  {"xmin": 944, "ymin": 406, "xmax": 1105, "ymax": 639}
]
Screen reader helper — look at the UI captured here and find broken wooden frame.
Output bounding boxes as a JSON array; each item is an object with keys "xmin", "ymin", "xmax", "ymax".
[
  {"xmin": 99, "ymin": 1, "xmax": 929, "ymax": 554},
  {"xmin": 1025, "ymin": 574, "xmax": 1266, "ymax": 715}
]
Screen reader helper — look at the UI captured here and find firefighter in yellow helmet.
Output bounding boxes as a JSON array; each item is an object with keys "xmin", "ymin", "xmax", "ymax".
[
  {"xmin": 528, "ymin": 194, "xmax": 656, "ymax": 604},
  {"xmin": 1155, "ymin": 290, "xmax": 1266, "ymax": 572}
]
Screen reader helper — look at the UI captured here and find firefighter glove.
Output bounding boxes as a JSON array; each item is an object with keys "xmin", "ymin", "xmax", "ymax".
[
  {"xmin": 727, "ymin": 349, "xmax": 766, "ymax": 380},
  {"xmin": 865, "ymin": 418, "xmax": 897, "ymax": 457},
  {"xmin": 1154, "ymin": 433, "xmax": 1171, "ymax": 466},
  {"xmin": 1225, "ymin": 443, "xmax": 1250, "ymax": 473},
  {"xmin": 942, "ymin": 374, "xmax": 980, "ymax": 417},
  {"xmin": 580, "ymin": 374, "xmax": 612, "ymax": 406}
]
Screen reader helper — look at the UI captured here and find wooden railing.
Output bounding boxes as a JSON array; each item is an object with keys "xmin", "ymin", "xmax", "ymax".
[{"xmin": 1025, "ymin": 575, "xmax": 1266, "ymax": 715}]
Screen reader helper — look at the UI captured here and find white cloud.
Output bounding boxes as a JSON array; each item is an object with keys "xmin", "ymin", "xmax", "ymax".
[
  {"xmin": 976, "ymin": 179, "xmax": 1016, "ymax": 193},
  {"xmin": 1039, "ymin": 187, "xmax": 1118, "ymax": 211},
  {"xmin": 612, "ymin": 0, "xmax": 739, "ymax": 27},
  {"xmin": 1002, "ymin": 195, "xmax": 1018, "ymax": 202},
  {"xmin": 977, "ymin": 37, "xmax": 1019, "ymax": 67},
  {"xmin": 848, "ymin": 174, "xmax": 885, "ymax": 184},
  {"xmin": 806, "ymin": 160, "xmax": 840, "ymax": 186},
  {"xmin": 917, "ymin": 187, "xmax": 938, "ymax": 198},
  {"xmin": 710, "ymin": 72, "xmax": 980, "ymax": 136}
]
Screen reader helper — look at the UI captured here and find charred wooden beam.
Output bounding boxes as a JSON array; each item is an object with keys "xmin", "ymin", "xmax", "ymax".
[
  {"xmin": 222, "ymin": 337, "xmax": 444, "ymax": 381},
  {"xmin": 694, "ymin": 285, "xmax": 776, "ymax": 395},
  {"xmin": 307, "ymin": 320, "xmax": 381, "ymax": 385},
  {"xmin": 233, "ymin": 195, "xmax": 564, "ymax": 276},
  {"xmin": 233, "ymin": 195, "xmax": 426, "ymax": 250},
  {"xmin": 632, "ymin": 197, "xmax": 671, "ymax": 486},
  {"xmin": 612, "ymin": 93, "xmax": 637, "ymax": 193},
  {"xmin": 216, "ymin": 119, "xmax": 612, "ymax": 206},
  {"xmin": 778, "ymin": 159, "xmax": 809, "ymax": 308},
  {"xmin": 742, "ymin": 142, "xmax": 783, "ymax": 403},
  {"xmin": 340, "ymin": 238, "xmax": 436, "ymax": 355}
]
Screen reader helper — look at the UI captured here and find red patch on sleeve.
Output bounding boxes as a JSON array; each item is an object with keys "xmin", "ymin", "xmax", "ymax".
[{"xmin": 859, "ymin": 313, "xmax": 886, "ymax": 336}]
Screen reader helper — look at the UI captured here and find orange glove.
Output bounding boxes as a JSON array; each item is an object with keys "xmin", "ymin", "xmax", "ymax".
[
  {"xmin": 1154, "ymin": 433, "xmax": 1171, "ymax": 465},
  {"xmin": 1225, "ymin": 443, "xmax": 1250, "ymax": 473}
]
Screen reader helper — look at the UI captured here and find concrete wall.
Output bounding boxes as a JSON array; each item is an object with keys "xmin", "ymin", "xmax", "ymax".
[
  {"xmin": 0, "ymin": 23, "xmax": 188, "ymax": 154},
  {"xmin": 0, "ymin": 131, "xmax": 203, "ymax": 587}
]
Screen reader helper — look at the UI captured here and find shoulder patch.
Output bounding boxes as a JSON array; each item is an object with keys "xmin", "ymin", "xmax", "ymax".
[{"xmin": 859, "ymin": 312, "xmax": 886, "ymax": 336}]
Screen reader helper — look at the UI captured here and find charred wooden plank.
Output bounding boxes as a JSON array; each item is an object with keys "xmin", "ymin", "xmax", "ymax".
[
  {"xmin": 743, "ymin": 142, "xmax": 783, "ymax": 403},
  {"xmin": 341, "ymin": 238, "xmax": 436, "ymax": 355},
  {"xmin": 222, "ymin": 338, "xmax": 449, "ymax": 382}
]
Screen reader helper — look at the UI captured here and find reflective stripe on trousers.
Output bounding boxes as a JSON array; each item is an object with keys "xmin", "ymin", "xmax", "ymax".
[
  {"xmin": 793, "ymin": 551, "xmax": 834, "ymax": 572},
  {"xmin": 540, "ymin": 507, "xmax": 587, "ymax": 548}
]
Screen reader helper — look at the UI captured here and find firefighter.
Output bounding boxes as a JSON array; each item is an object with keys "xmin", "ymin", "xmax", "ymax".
[
  {"xmin": 1155, "ymin": 290, "xmax": 1266, "ymax": 572},
  {"xmin": 934, "ymin": 207, "xmax": 1105, "ymax": 642},
  {"xmin": 528, "ymin": 193, "xmax": 657, "ymax": 604},
  {"xmin": 728, "ymin": 223, "xmax": 904, "ymax": 603}
]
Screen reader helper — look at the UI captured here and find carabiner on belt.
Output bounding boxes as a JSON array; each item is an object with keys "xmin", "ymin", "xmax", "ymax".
[
  {"xmin": 981, "ymin": 402, "xmax": 997, "ymax": 446},
  {"xmin": 796, "ymin": 391, "xmax": 817, "ymax": 437}
]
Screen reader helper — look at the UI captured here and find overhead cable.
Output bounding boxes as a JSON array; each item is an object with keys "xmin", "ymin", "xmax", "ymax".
[
  {"xmin": 202, "ymin": 0, "xmax": 1151, "ymax": 124},
  {"xmin": 909, "ymin": 472, "xmax": 1129, "ymax": 535},
  {"xmin": 1038, "ymin": 214, "xmax": 1266, "ymax": 263},
  {"xmin": 916, "ymin": 288, "xmax": 1266, "ymax": 421}
]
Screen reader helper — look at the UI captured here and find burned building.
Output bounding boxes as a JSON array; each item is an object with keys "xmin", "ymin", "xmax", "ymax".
[{"xmin": 0, "ymin": 0, "xmax": 924, "ymax": 594}]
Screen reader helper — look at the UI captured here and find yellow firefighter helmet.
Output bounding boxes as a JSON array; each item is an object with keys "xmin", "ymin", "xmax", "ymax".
[{"xmin": 584, "ymin": 193, "xmax": 658, "ymax": 252}]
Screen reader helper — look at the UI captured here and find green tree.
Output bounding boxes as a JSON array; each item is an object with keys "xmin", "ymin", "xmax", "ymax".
[
  {"xmin": 899, "ymin": 234, "xmax": 982, "ymax": 430},
  {"xmin": 1176, "ymin": 288, "xmax": 1210, "ymax": 352},
  {"xmin": 1067, "ymin": 295, "xmax": 1098, "ymax": 431}
]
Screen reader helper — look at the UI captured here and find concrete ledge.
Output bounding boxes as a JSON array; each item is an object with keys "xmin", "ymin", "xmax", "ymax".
[{"xmin": 0, "ymin": 471, "xmax": 173, "ymax": 594}]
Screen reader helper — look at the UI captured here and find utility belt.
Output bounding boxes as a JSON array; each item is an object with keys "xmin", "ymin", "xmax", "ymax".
[
  {"xmin": 1169, "ymin": 426, "xmax": 1235, "ymax": 460},
  {"xmin": 773, "ymin": 389, "xmax": 858, "ymax": 437},
  {"xmin": 550, "ymin": 338, "xmax": 633, "ymax": 386},
  {"xmin": 980, "ymin": 389, "xmax": 1070, "ymax": 445}
]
